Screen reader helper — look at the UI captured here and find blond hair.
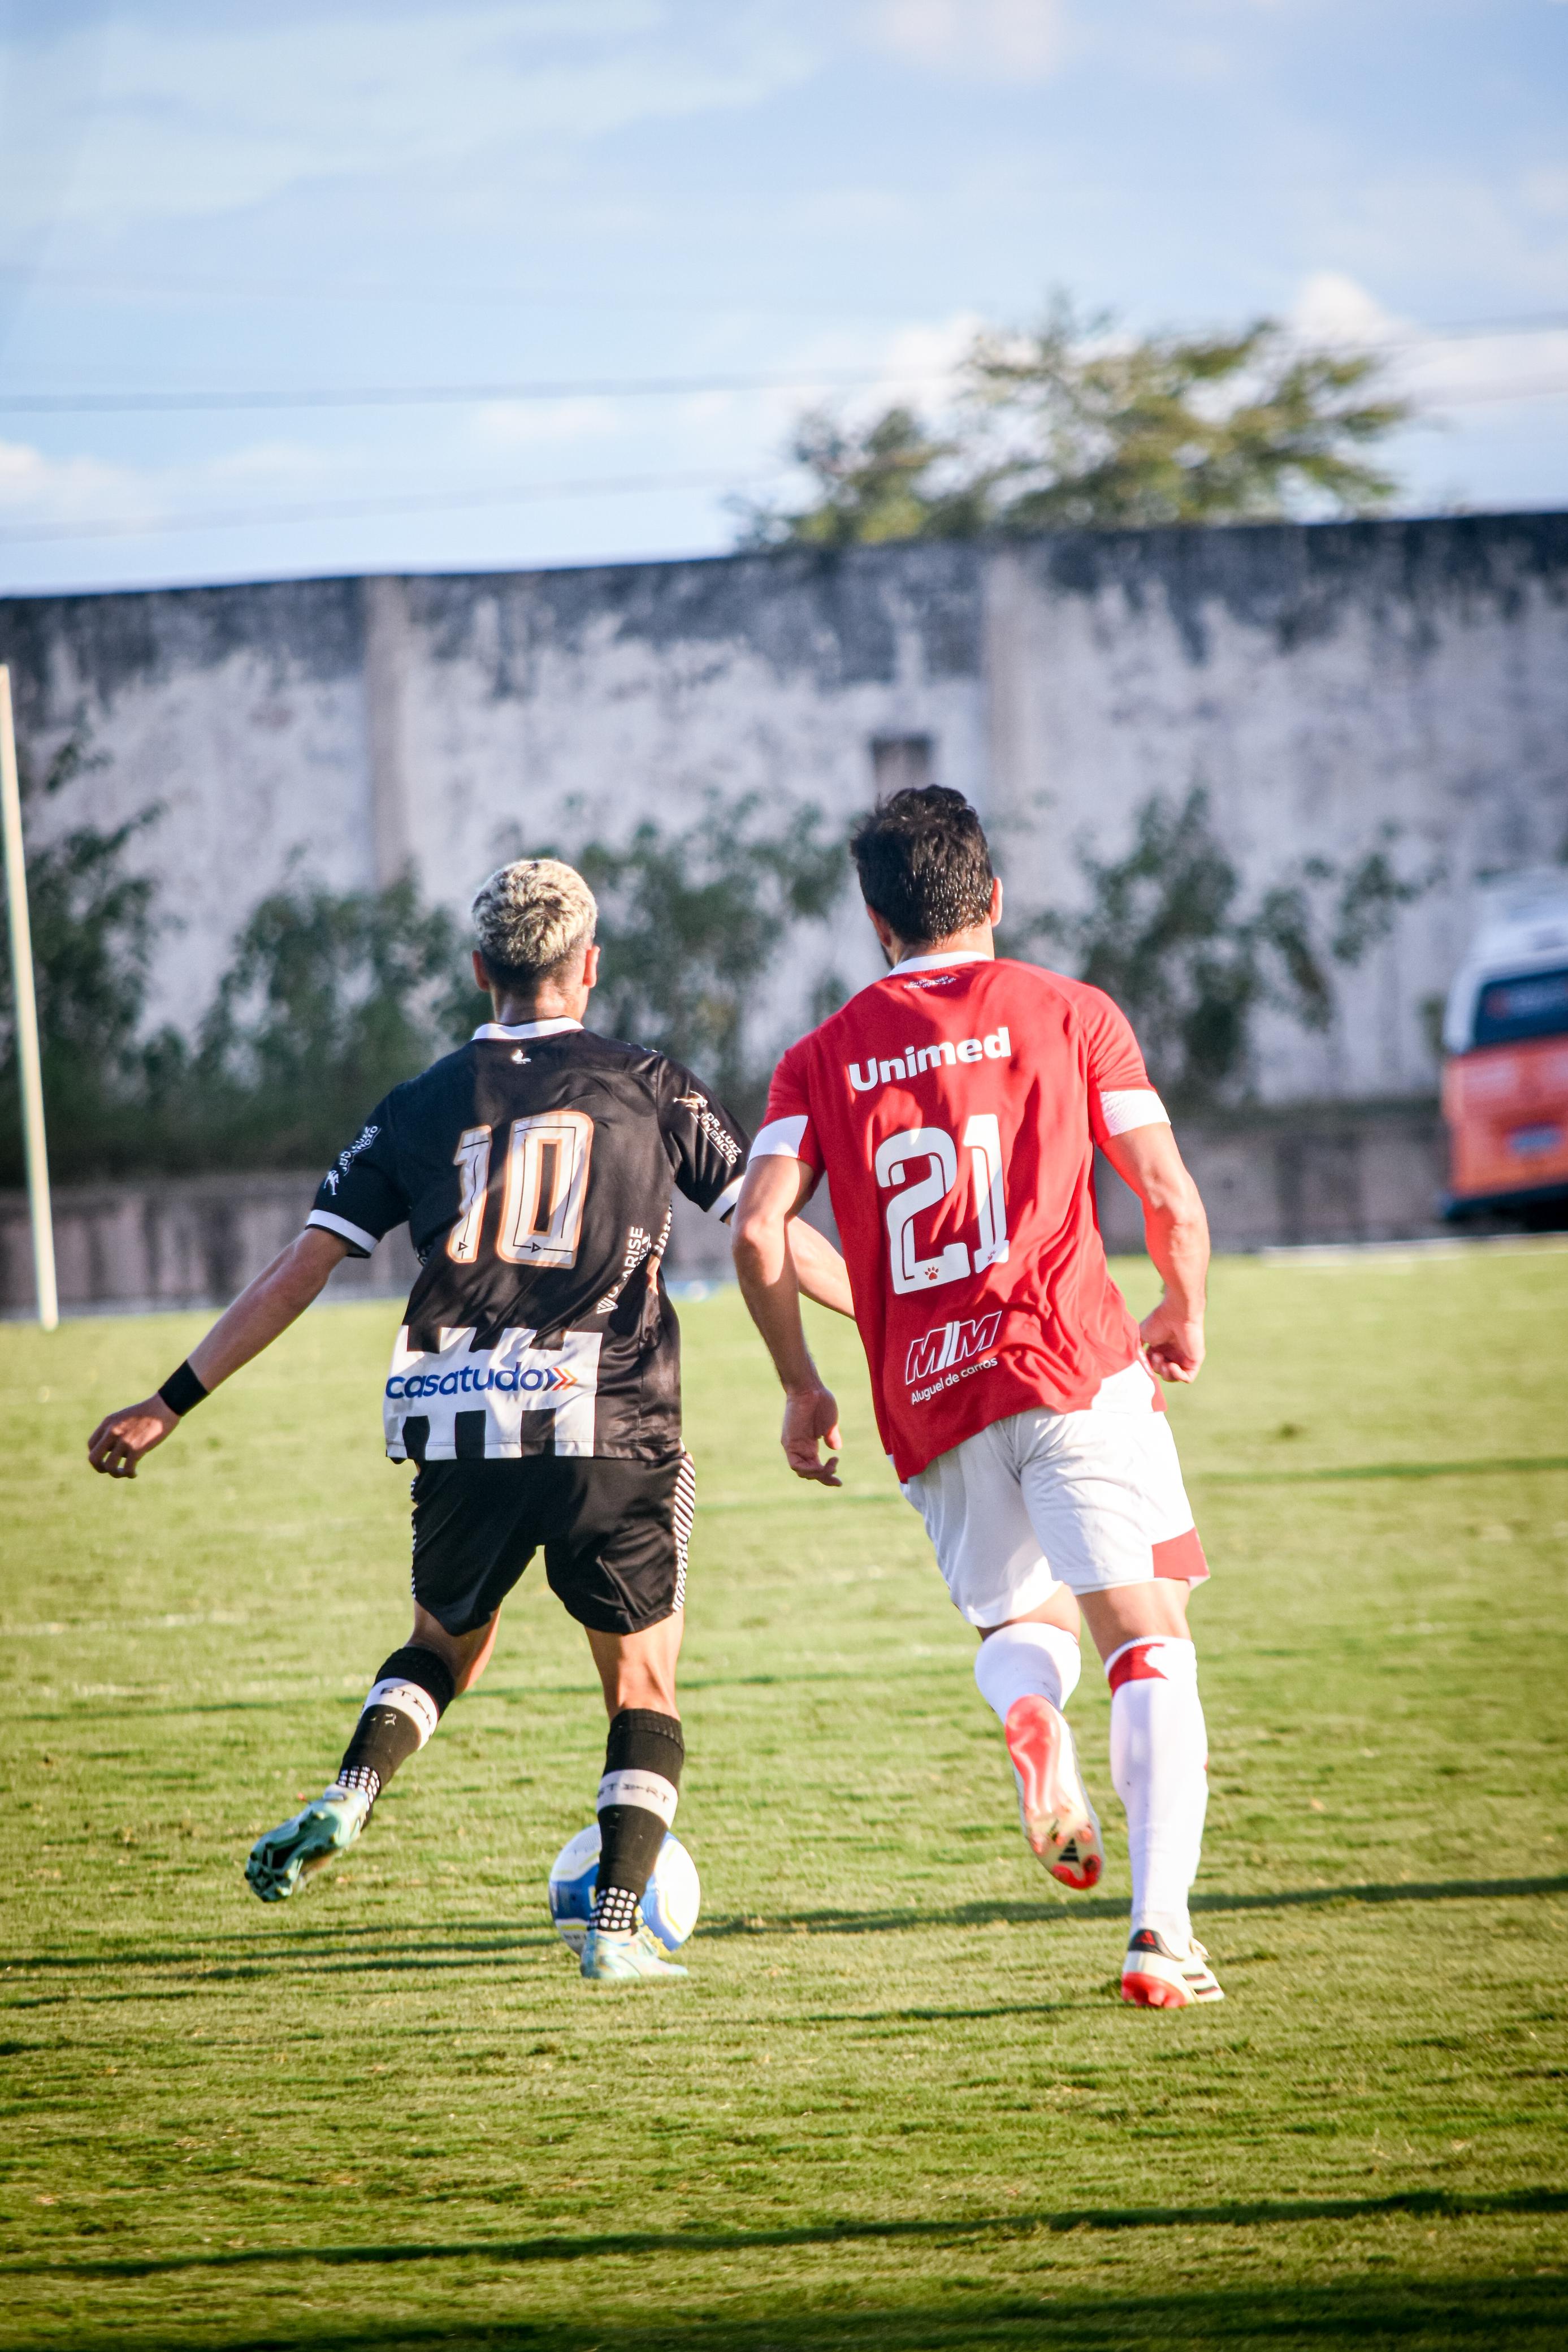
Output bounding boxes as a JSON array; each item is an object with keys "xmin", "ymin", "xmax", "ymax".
[{"xmin": 471, "ymin": 858, "xmax": 597, "ymax": 983}]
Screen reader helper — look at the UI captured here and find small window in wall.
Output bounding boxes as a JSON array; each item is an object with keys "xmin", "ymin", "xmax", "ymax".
[{"xmin": 870, "ymin": 734, "xmax": 934, "ymax": 797}]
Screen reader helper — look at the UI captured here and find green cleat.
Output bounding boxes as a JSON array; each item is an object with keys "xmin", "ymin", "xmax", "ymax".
[
  {"xmin": 245, "ymin": 1784, "xmax": 371, "ymax": 1903},
  {"xmin": 579, "ymin": 1923, "xmax": 689, "ymax": 1983}
]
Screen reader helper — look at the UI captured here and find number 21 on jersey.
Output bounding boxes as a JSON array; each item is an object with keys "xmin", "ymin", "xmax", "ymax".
[
  {"xmin": 447, "ymin": 1111, "xmax": 594, "ymax": 1268},
  {"xmin": 876, "ymin": 1115, "xmax": 1008, "ymax": 1293}
]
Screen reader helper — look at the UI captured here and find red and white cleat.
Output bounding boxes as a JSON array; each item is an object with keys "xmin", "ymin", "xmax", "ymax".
[
  {"xmin": 1003, "ymin": 1694, "xmax": 1103, "ymax": 1891},
  {"xmin": 1120, "ymin": 1928, "xmax": 1224, "ymax": 2008}
]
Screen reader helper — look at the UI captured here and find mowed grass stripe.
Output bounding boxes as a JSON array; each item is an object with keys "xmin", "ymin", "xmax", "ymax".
[
  {"xmin": 12, "ymin": 2183, "xmax": 1568, "ymax": 2278},
  {"xmin": 692, "ymin": 1453, "xmax": 1568, "ymax": 1508}
]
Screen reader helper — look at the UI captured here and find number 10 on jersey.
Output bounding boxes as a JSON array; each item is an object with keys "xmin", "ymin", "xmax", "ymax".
[
  {"xmin": 876, "ymin": 1114, "xmax": 1008, "ymax": 1294},
  {"xmin": 447, "ymin": 1112, "xmax": 595, "ymax": 1268}
]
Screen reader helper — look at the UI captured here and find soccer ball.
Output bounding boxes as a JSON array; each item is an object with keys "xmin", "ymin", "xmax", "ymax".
[{"xmin": 547, "ymin": 1824, "xmax": 701, "ymax": 1956}]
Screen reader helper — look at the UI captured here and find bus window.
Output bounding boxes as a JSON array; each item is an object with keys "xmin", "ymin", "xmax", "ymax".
[{"xmin": 1472, "ymin": 966, "xmax": 1568, "ymax": 1048}]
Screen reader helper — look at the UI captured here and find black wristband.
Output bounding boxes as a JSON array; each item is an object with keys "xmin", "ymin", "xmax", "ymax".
[{"xmin": 158, "ymin": 1361, "xmax": 210, "ymax": 1417}]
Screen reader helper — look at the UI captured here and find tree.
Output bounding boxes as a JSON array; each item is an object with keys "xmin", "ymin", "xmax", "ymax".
[
  {"xmin": 573, "ymin": 795, "xmax": 849, "ymax": 1114},
  {"xmin": 732, "ymin": 407, "xmax": 986, "ymax": 550},
  {"xmin": 0, "ymin": 729, "xmax": 178, "ymax": 1184},
  {"xmin": 1023, "ymin": 788, "xmax": 1431, "ymax": 1106},
  {"xmin": 1, "ymin": 730, "xmax": 856, "ymax": 1181},
  {"xmin": 188, "ymin": 876, "xmax": 469, "ymax": 1169},
  {"xmin": 738, "ymin": 293, "xmax": 1410, "ymax": 548}
]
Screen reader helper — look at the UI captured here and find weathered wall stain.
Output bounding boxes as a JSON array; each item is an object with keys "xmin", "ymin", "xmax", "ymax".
[{"xmin": 2, "ymin": 513, "xmax": 1565, "ymax": 1104}]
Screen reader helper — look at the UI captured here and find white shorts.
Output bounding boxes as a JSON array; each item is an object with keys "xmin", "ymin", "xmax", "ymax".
[{"xmin": 900, "ymin": 1361, "xmax": 1208, "ymax": 1628}]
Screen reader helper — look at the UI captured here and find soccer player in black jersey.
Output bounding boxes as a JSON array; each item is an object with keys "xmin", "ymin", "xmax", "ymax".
[{"xmin": 87, "ymin": 858, "xmax": 851, "ymax": 1983}]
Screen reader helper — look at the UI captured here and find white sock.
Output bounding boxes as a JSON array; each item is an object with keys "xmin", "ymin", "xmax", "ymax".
[
  {"xmin": 1107, "ymin": 1637, "xmax": 1208, "ymax": 1949},
  {"xmin": 973, "ymin": 1620, "xmax": 1082, "ymax": 1724}
]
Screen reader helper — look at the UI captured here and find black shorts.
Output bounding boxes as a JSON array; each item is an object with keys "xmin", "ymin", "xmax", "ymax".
[{"xmin": 409, "ymin": 1454, "xmax": 694, "ymax": 1638}]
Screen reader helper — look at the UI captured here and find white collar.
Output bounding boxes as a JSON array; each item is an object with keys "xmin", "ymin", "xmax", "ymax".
[
  {"xmin": 894, "ymin": 950, "xmax": 991, "ymax": 973},
  {"xmin": 860, "ymin": 949, "xmax": 991, "ymax": 996},
  {"xmin": 471, "ymin": 1017, "xmax": 583, "ymax": 1041}
]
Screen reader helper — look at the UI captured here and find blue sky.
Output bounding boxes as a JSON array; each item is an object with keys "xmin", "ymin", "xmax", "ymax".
[{"xmin": 1, "ymin": 0, "xmax": 1565, "ymax": 593}]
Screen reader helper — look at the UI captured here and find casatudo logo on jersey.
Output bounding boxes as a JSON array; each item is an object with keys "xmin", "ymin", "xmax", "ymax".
[{"xmin": 387, "ymin": 1361, "xmax": 579, "ymax": 1400}]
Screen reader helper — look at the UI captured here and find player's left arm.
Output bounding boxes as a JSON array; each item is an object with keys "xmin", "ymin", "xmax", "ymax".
[
  {"xmin": 784, "ymin": 1214, "xmax": 855, "ymax": 1317},
  {"xmin": 731, "ymin": 1154, "xmax": 844, "ymax": 1485},
  {"xmin": 86, "ymin": 1226, "xmax": 351, "ymax": 1479},
  {"xmin": 1100, "ymin": 1122, "xmax": 1210, "ymax": 1384},
  {"xmin": 661, "ymin": 1057, "xmax": 852, "ymax": 1314},
  {"xmin": 1080, "ymin": 981, "xmax": 1210, "ymax": 1383}
]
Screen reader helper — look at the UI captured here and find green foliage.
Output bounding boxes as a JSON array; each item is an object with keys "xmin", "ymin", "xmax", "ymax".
[
  {"xmin": 1024, "ymin": 789, "xmax": 1432, "ymax": 1104},
  {"xmin": 2, "ymin": 1256, "xmax": 1566, "ymax": 2342},
  {"xmin": 0, "ymin": 729, "xmax": 180, "ymax": 1184},
  {"xmin": 181, "ymin": 875, "xmax": 472, "ymax": 1170},
  {"xmin": 967, "ymin": 297, "xmax": 1409, "ymax": 530},
  {"xmin": 3, "ymin": 732, "xmax": 850, "ymax": 1178},
  {"xmin": 733, "ymin": 407, "xmax": 987, "ymax": 551},
  {"xmin": 573, "ymin": 794, "xmax": 849, "ymax": 1113},
  {"xmin": 742, "ymin": 293, "xmax": 1410, "ymax": 548}
]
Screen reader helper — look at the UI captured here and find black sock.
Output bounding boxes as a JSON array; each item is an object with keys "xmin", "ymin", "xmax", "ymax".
[
  {"xmin": 591, "ymin": 1707, "xmax": 683, "ymax": 1933},
  {"xmin": 333, "ymin": 1645, "xmax": 456, "ymax": 1811}
]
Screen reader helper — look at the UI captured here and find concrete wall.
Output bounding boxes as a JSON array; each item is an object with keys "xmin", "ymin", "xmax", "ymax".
[
  {"xmin": 0, "ymin": 1106, "xmax": 1452, "ymax": 1318},
  {"xmin": 2, "ymin": 514, "xmax": 1565, "ymax": 1104}
]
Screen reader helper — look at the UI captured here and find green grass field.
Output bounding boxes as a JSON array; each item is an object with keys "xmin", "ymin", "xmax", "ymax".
[{"xmin": 2, "ymin": 1244, "xmax": 1566, "ymax": 2351}]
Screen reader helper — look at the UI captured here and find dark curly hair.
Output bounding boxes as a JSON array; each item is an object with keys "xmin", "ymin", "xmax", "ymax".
[{"xmin": 848, "ymin": 786, "xmax": 995, "ymax": 948}]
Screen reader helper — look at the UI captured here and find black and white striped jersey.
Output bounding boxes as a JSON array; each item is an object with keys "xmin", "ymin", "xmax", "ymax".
[{"xmin": 306, "ymin": 1018, "xmax": 749, "ymax": 1465}]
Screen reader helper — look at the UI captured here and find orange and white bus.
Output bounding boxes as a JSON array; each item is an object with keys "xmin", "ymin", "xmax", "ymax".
[{"xmin": 1441, "ymin": 874, "xmax": 1568, "ymax": 1226}]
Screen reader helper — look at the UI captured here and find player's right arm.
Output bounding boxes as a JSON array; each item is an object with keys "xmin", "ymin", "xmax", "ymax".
[
  {"xmin": 731, "ymin": 1153, "xmax": 844, "ymax": 1487},
  {"xmin": 1081, "ymin": 985, "xmax": 1210, "ymax": 1382},
  {"xmin": 1101, "ymin": 1122, "xmax": 1210, "ymax": 1382},
  {"xmin": 89, "ymin": 1094, "xmax": 410, "ymax": 1479},
  {"xmin": 86, "ymin": 1227, "xmax": 351, "ymax": 1478}
]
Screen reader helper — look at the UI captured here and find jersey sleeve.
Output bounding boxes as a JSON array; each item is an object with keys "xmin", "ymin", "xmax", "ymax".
[
  {"xmin": 750, "ymin": 1039, "xmax": 824, "ymax": 1174},
  {"xmin": 306, "ymin": 1099, "xmax": 409, "ymax": 1257},
  {"xmin": 1078, "ymin": 987, "xmax": 1170, "ymax": 1148},
  {"xmin": 656, "ymin": 1060, "xmax": 751, "ymax": 1219}
]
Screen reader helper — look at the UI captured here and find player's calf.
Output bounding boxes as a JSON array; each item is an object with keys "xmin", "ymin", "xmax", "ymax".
[
  {"xmin": 245, "ymin": 1644, "xmax": 456, "ymax": 1903},
  {"xmin": 1106, "ymin": 1634, "xmax": 1215, "ymax": 2000}
]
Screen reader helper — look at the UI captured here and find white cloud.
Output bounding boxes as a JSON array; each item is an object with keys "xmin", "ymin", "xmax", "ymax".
[
  {"xmin": 668, "ymin": 309, "xmax": 982, "ymax": 511},
  {"xmin": 867, "ymin": 0, "xmax": 1066, "ymax": 81},
  {"xmin": 0, "ymin": 439, "xmax": 153, "ymax": 524},
  {"xmin": 866, "ymin": 309, "xmax": 984, "ymax": 407},
  {"xmin": 202, "ymin": 440, "xmax": 336, "ymax": 487},
  {"xmin": 0, "ymin": 3, "xmax": 821, "ymax": 232},
  {"xmin": 0, "ymin": 433, "xmax": 341, "ymax": 537},
  {"xmin": 1522, "ymin": 166, "xmax": 1568, "ymax": 219},
  {"xmin": 1289, "ymin": 268, "xmax": 1404, "ymax": 347},
  {"xmin": 471, "ymin": 396, "xmax": 622, "ymax": 449},
  {"xmin": 1288, "ymin": 268, "xmax": 1568, "ymax": 421}
]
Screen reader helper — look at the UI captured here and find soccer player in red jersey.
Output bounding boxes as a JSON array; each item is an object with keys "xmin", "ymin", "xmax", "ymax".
[{"xmin": 732, "ymin": 788, "xmax": 1223, "ymax": 2008}]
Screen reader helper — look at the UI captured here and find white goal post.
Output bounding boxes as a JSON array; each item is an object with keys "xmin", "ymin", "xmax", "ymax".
[{"xmin": 0, "ymin": 664, "xmax": 58, "ymax": 1330}]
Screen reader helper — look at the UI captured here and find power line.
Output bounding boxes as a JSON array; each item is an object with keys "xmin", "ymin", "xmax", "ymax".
[
  {"xmin": 2, "ymin": 265, "xmax": 1566, "ymax": 351},
  {"xmin": 3, "ymin": 325, "xmax": 1568, "ymax": 417},
  {"xmin": 0, "ymin": 466, "xmax": 778, "ymax": 547},
  {"xmin": 0, "ymin": 261, "xmax": 928, "ymax": 321},
  {"xmin": 0, "ymin": 368, "xmax": 933, "ymax": 414}
]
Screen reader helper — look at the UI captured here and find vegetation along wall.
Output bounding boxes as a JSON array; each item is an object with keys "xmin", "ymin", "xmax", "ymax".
[{"xmin": 2, "ymin": 512, "xmax": 1565, "ymax": 1129}]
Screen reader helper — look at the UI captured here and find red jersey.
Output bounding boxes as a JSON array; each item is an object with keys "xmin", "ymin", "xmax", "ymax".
[{"xmin": 756, "ymin": 953, "xmax": 1168, "ymax": 1480}]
